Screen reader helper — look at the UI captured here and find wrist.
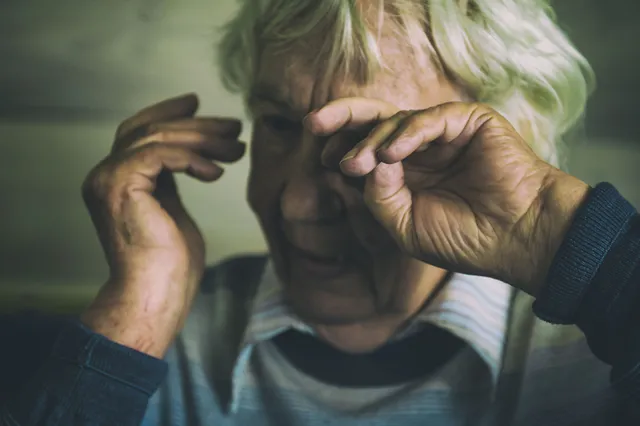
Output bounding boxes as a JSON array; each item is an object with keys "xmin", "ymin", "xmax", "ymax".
[
  {"xmin": 80, "ymin": 284, "xmax": 183, "ymax": 358},
  {"xmin": 515, "ymin": 171, "xmax": 590, "ymax": 296}
]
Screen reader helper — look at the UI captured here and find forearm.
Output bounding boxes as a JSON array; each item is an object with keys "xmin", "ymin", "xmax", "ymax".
[
  {"xmin": 1, "ymin": 320, "xmax": 167, "ymax": 426},
  {"xmin": 532, "ymin": 182, "xmax": 640, "ymax": 396}
]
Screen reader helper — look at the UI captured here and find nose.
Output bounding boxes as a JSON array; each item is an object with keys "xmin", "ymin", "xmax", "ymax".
[{"xmin": 280, "ymin": 134, "xmax": 345, "ymax": 223}]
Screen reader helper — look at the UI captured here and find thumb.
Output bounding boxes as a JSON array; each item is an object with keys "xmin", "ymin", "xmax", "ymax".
[{"xmin": 363, "ymin": 162, "xmax": 414, "ymax": 247}]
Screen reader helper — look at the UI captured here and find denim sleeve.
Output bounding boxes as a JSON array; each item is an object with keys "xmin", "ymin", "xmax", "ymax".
[
  {"xmin": 1, "ymin": 320, "xmax": 167, "ymax": 426},
  {"xmin": 533, "ymin": 182, "xmax": 640, "ymax": 400}
]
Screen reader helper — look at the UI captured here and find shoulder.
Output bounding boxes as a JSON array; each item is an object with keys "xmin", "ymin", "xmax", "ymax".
[
  {"xmin": 180, "ymin": 254, "xmax": 270, "ymax": 337},
  {"xmin": 0, "ymin": 255, "xmax": 269, "ymax": 400},
  {"xmin": 172, "ymin": 254, "xmax": 270, "ymax": 381}
]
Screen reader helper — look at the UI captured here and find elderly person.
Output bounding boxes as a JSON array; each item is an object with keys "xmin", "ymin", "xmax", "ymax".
[{"xmin": 2, "ymin": 0, "xmax": 640, "ymax": 425}]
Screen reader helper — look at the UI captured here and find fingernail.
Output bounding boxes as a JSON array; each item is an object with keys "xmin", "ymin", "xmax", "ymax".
[
  {"xmin": 303, "ymin": 114, "xmax": 313, "ymax": 129},
  {"xmin": 340, "ymin": 148, "xmax": 358, "ymax": 163},
  {"xmin": 304, "ymin": 109, "xmax": 322, "ymax": 129}
]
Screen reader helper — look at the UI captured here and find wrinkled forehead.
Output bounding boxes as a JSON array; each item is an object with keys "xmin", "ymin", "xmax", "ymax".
[{"xmin": 252, "ymin": 36, "xmax": 442, "ymax": 115}]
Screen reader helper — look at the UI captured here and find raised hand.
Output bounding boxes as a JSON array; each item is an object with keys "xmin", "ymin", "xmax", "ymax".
[
  {"xmin": 80, "ymin": 94, "xmax": 245, "ymax": 357},
  {"xmin": 307, "ymin": 98, "xmax": 589, "ymax": 295}
]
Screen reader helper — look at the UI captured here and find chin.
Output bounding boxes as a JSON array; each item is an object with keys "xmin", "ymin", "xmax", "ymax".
[
  {"xmin": 282, "ymin": 266, "xmax": 381, "ymax": 326},
  {"xmin": 286, "ymin": 279, "xmax": 379, "ymax": 324},
  {"xmin": 266, "ymin": 233, "xmax": 413, "ymax": 326},
  {"xmin": 288, "ymin": 297, "xmax": 377, "ymax": 326}
]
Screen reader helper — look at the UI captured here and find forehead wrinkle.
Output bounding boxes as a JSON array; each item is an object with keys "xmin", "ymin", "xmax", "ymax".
[
  {"xmin": 254, "ymin": 30, "xmax": 446, "ymax": 115},
  {"xmin": 254, "ymin": 48, "xmax": 323, "ymax": 115}
]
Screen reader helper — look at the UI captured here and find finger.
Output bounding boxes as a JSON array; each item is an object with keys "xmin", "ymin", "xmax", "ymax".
[
  {"xmin": 376, "ymin": 103, "xmax": 490, "ymax": 164},
  {"xmin": 339, "ymin": 110, "xmax": 415, "ymax": 176},
  {"xmin": 149, "ymin": 117, "xmax": 243, "ymax": 138},
  {"xmin": 128, "ymin": 129, "xmax": 246, "ymax": 163},
  {"xmin": 115, "ymin": 93, "xmax": 199, "ymax": 141},
  {"xmin": 305, "ymin": 97, "xmax": 399, "ymax": 136},
  {"xmin": 320, "ymin": 129, "xmax": 366, "ymax": 170},
  {"xmin": 82, "ymin": 144, "xmax": 223, "ymax": 207},
  {"xmin": 363, "ymin": 162, "xmax": 413, "ymax": 245},
  {"xmin": 342, "ymin": 103, "xmax": 492, "ymax": 176},
  {"xmin": 123, "ymin": 144, "xmax": 223, "ymax": 185}
]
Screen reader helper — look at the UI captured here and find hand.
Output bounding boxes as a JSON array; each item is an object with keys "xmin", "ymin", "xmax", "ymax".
[
  {"xmin": 80, "ymin": 94, "xmax": 245, "ymax": 357},
  {"xmin": 307, "ymin": 98, "xmax": 589, "ymax": 296}
]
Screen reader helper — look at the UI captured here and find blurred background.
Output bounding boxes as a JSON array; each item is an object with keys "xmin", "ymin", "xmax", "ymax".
[{"xmin": 0, "ymin": 0, "xmax": 639, "ymax": 312}]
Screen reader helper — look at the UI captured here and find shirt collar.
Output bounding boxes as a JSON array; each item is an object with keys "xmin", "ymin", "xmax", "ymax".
[
  {"xmin": 242, "ymin": 260, "xmax": 512, "ymax": 383},
  {"xmin": 242, "ymin": 260, "xmax": 314, "ymax": 343}
]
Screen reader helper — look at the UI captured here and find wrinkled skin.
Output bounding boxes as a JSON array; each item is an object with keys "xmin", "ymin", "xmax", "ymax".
[
  {"xmin": 79, "ymin": 36, "xmax": 588, "ymax": 356},
  {"xmin": 245, "ymin": 39, "xmax": 471, "ymax": 351}
]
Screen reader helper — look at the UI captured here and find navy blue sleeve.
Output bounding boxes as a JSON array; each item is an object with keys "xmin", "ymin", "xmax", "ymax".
[
  {"xmin": 0, "ymin": 318, "xmax": 167, "ymax": 426},
  {"xmin": 533, "ymin": 182, "xmax": 640, "ymax": 400}
]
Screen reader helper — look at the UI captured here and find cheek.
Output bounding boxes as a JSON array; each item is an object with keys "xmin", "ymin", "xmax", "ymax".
[
  {"xmin": 344, "ymin": 202, "xmax": 396, "ymax": 255},
  {"xmin": 247, "ymin": 130, "xmax": 289, "ymax": 220}
]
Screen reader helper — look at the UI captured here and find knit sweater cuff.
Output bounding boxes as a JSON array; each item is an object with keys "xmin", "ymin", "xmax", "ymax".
[{"xmin": 532, "ymin": 182, "xmax": 637, "ymax": 324}]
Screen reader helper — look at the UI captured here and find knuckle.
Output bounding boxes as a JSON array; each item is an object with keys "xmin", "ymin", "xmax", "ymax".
[
  {"xmin": 81, "ymin": 163, "xmax": 112, "ymax": 203},
  {"xmin": 115, "ymin": 115, "xmax": 141, "ymax": 138},
  {"xmin": 469, "ymin": 102, "xmax": 497, "ymax": 123},
  {"xmin": 430, "ymin": 103, "xmax": 448, "ymax": 115},
  {"xmin": 405, "ymin": 113, "xmax": 425, "ymax": 130},
  {"xmin": 392, "ymin": 110, "xmax": 413, "ymax": 121},
  {"xmin": 468, "ymin": 101, "xmax": 491, "ymax": 115},
  {"xmin": 470, "ymin": 101, "xmax": 488, "ymax": 110},
  {"xmin": 115, "ymin": 119, "xmax": 130, "ymax": 137},
  {"xmin": 113, "ymin": 123, "xmax": 150, "ymax": 152}
]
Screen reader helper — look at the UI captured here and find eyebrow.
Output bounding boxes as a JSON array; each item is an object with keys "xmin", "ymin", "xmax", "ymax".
[{"xmin": 248, "ymin": 83, "xmax": 294, "ymax": 112}]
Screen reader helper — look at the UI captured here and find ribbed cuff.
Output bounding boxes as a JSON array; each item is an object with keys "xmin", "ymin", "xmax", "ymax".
[
  {"xmin": 575, "ymin": 214, "xmax": 640, "ymax": 364},
  {"xmin": 611, "ymin": 306, "xmax": 640, "ymax": 401},
  {"xmin": 52, "ymin": 321, "xmax": 168, "ymax": 396},
  {"xmin": 533, "ymin": 183, "xmax": 637, "ymax": 324}
]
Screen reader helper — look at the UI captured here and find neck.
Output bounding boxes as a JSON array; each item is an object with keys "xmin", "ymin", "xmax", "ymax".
[{"xmin": 314, "ymin": 264, "xmax": 449, "ymax": 353}]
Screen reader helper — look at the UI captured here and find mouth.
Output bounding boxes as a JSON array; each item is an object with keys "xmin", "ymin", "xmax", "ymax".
[{"xmin": 287, "ymin": 244, "xmax": 352, "ymax": 278}]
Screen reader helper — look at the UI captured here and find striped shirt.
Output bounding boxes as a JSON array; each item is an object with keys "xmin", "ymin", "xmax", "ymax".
[{"xmin": 140, "ymin": 255, "xmax": 621, "ymax": 425}]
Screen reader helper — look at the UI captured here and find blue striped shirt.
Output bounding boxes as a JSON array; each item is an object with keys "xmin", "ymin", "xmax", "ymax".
[{"xmin": 139, "ymin": 257, "xmax": 619, "ymax": 425}]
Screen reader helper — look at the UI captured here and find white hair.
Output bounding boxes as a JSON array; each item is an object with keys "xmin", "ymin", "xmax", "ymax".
[{"xmin": 217, "ymin": 0, "xmax": 595, "ymax": 167}]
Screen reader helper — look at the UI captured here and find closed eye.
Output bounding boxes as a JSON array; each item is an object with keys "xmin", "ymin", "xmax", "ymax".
[{"xmin": 262, "ymin": 115, "xmax": 302, "ymax": 134}]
